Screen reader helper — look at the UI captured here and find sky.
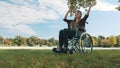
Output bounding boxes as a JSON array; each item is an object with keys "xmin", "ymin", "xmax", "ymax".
[{"xmin": 0, "ymin": 0, "xmax": 120, "ymax": 39}]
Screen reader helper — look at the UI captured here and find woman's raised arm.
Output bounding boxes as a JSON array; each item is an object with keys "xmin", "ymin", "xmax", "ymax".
[
  {"xmin": 64, "ymin": 10, "xmax": 70, "ymax": 19},
  {"xmin": 86, "ymin": 3, "xmax": 96, "ymax": 15}
]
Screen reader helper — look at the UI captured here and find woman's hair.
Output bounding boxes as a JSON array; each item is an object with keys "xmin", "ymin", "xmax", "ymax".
[
  {"xmin": 70, "ymin": 10, "xmax": 82, "ymax": 30},
  {"xmin": 76, "ymin": 10, "xmax": 82, "ymax": 15}
]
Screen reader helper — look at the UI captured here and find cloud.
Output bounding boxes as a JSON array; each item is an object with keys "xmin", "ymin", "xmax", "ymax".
[
  {"xmin": 0, "ymin": 1, "xmax": 38, "ymax": 36},
  {"xmin": 38, "ymin": 0, "xmax": 67, "ymax": 15},
  {"xmin": 0, "ymin": 0, "xmax": 66, "ymax": 37},
  {"xmin": 93, "ymin": 0, "xmax": 117, "ymax": 11},
  {"xmin": 0, "ymin": 0, "xmax": 118, "ymax": 38},
  {"xmin": 1, "ymin": 24, "xmax": 36, "ymax": 36}
]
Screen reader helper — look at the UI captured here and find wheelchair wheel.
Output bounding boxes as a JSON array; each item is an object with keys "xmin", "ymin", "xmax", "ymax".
[{"xmin": 79, "ymin": 32, "xmax": 93, "ymax": 54}]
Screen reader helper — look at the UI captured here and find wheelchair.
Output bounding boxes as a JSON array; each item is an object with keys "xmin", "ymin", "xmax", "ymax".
[{"xmin": 67, "ymin": 29, "xmax": 93, "ymax": 54}]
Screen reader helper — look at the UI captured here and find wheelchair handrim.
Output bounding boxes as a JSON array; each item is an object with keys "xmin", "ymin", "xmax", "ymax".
[{"xmin": 79, "ymin": 33, "xmax": 93, "ymax": 54}]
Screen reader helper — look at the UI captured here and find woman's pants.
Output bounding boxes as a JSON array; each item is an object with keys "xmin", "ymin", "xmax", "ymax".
[{"xmin": 59, "ymin": 29, "xmax": 75, "ymax": 48}]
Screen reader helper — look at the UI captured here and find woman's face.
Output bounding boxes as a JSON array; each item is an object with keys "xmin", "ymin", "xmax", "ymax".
[{"xmin": 75, "ymin": 11, "xmax": 82, "ymax": 18}]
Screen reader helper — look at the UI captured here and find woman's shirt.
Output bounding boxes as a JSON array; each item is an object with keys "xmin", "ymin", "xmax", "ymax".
[{"xmin": 63, "ymin": 15, "xmax": 89, "ymax": 31}]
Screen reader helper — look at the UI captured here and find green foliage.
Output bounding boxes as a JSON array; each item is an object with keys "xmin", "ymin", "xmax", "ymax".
[
  {"xmin": 0, "ymin": 36, "xmax": 3, "ymax": 41},
  {"xmin": 108, "ymin": 36, "xmax": 117, "ymax": 47},
  {"xmin": 0, "ymin": 35, "xmax": 119, "ymax": 47},
  {"xmin": 92, "ymin": 36, "xmax": 98, "ymax": 47},
  {"xmin": 116, "ymin": 0, "xmax": 120, "ymax": 11},
  {"xmin": 27, "ymin": 36, "xmax": 39, "ymax": 46},
  {"xmin": 0, "ymin": 36, "xmax": 3, "ymax": 44},
  {"xmin": 48, "ymin": 38, "xmax": 58, "ymax": 46},
  {"xmin": 92, "ymin": 35, "xmax": 119, "ymax": 47},
  {"xmin": 13, "ymin": 36, "xmax": 27, "ymax": 46},
  {"xmin": 4, "ymin": 38, "xmax": 12, "ymax": 46},
  {"xmin": 101, "ymin": 38, "xmax": 110, "ymax": 47},
  {"xmin": 116, "ymin": 6, "xmax": 120, "ymax": 11},
  {"xmin": 98, "ymin": 35, "xmax": 105, "ymax": 47},
  {"xmin": 116, "ymin": 35, "xmax": 120, "ymax": 47},
  {"xmin": 67, "ymin": 0, "xmax": 96, "ymax": 16},
  {"xmin": 99, "ymin": 36, "xmax": 117, "ymax": 47}
]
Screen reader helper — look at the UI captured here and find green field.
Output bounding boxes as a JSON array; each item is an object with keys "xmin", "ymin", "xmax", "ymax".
[{"xmin": 0, "ymin": 50, "xmax": 120, "ymax": 68}]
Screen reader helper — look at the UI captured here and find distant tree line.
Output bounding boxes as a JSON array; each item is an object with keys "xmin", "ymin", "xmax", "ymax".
[
  {"xmin": 0, "ymin": 35, "xmax": 120, "ymax": 47},
  {"xmin": 92, "ymin": 35, "xmax": 120, "ymax": 47},
  {"xmin": 0, "ymin": 36, "xmax": 58, "ymax": 47}
]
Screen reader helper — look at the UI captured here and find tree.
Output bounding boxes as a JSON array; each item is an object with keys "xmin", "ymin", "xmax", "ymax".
[
  {"xmin": 39, "ymin": 39, "xmax": 44, "ymax": 46},
  {"xmin": 48, "ymin": 37, "xmax": 57, "ymax": 46},
  {"xmin": 115, "ymin": 35, "xmax": 120, "ymax": 47},
  {"xmin": 98, "ymin": 35, "xmax": 105, "ymax": 47},
  {"xmin": 13, "ymin": 36, "xmax": 27, "ymax": 46},
  {"xmin": 42, "ymin": 39, "xmax": 46, "ymax": 45},
  {"xmin": 67, "ymin": 0, "xmax": 96, "ymax": 16},
  {"xmin": 101, "ymin": 39, "xmax": 110, "ymax": 47},
  {"xmin": 27, "ymin": 36, "xmax": 40, "ymax": 46},
  {"xmin": 4, "ymin": 38, "xmax": 11, "ymax": 46},
  {"xmin": 13, "ymin": 36, "xmax": 21, "ymax": 46},
  {"xmin": 92, "ymin": 36, "xmax": 98, "ymax": 47},
  {"xmin": 27, "ymin": 38, "xmax": 34, "ymax": 46},
  {"xmin": 44, "ymin": 40, "xmax": 49, "ymax": 46},
  {"xmin": 0, "ymin": 36, "xmax": 4, "ymax": 44},
  {"xmin": 116, "ymin": 0, "xmax": 120, "ymax": 11},
  {"xmin": 108, "ymin": 36, "xmax": 117, "ymax": 47},
  {"xmin": 54, "ymin": 40, "xmax": 59, "ymax": 46},
  {"xmin": 21, "ymin": 37, "xmax": 27, "ymax": 46},
  {"xmin": 101, "ymin": 36, "xmax": 117, "ymax": 47}
]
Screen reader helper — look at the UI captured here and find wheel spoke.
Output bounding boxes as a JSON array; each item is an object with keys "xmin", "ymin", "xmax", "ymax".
[
  {"xmin": 79, "ymin": 33, "xmax": 93, "ymax": 54},
  {"xmin": 67, "ymin": 33, "xmax": 93, "ymax": 54}
]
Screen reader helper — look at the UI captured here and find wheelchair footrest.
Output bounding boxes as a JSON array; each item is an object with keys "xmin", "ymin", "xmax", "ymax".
[{"xmin": 52, "ymin": 48, "xmax": 68, "ymax": 53}]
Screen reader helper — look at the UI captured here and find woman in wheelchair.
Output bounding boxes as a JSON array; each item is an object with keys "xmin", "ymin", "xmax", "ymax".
[{"xmin": 53, "ymin": 3, "xmax": 96, "ymax": 52}]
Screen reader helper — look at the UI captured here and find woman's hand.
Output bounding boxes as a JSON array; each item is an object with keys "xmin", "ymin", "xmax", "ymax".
[
  {"xmin": 67, "ymin": 10, "xmax": 70, "ymax": 14},
  {"xmin": 64, "ymin": 10, "xmax": 70, "ymax": 19},
  {"xmin": 86, "ymin": 2, "xmax": 96, "ymax": 15},
  {"xmin": 90, "ymin": 2, "xmax": 96, "ymax": 8}
]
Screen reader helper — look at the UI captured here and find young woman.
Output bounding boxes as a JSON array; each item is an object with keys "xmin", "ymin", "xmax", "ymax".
[{"xmin": 55, "ymin": 3, "xmax": 96, "ymax": 52}]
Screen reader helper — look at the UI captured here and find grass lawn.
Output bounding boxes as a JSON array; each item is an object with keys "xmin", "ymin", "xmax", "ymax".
[{"xmin": 0, "ymin": 49, "xmax": 120, "ymax": 68}]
